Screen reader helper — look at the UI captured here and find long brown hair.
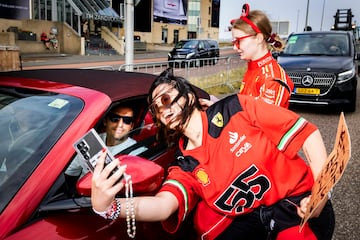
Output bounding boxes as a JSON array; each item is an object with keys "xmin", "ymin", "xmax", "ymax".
[{"xmin": 148, "ymin": 68, "xmax": 202, "ymax": 146}]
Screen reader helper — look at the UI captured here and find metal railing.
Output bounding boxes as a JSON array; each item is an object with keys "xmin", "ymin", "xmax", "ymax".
[
  {"xmin": 81, "ymin": 65, "xmax": 115, "ymax": 70},
  {"xmin": 118, "ymin": 56, "xmax": 245, "ymax": 91}
]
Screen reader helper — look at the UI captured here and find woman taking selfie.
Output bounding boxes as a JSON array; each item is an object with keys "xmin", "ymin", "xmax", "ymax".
[{"xmin": 91, "ymin": 69, "xmax": 334, "ymax": 240}]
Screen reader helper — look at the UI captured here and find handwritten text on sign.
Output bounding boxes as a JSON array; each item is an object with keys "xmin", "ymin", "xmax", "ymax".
[{"xmin": 300, "ymin": 112, "xmax": 351, "ymax": 230}]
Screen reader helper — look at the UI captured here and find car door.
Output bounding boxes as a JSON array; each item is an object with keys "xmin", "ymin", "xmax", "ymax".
[
  {"xmin": 2, "ymin": 97, "xmax": 188, "ymax": 240},
  {"xmin": 197, "ymin": 40, "xmax": 208, "ymax": 59}
]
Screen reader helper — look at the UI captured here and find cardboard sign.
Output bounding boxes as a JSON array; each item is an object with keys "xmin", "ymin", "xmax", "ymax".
[{"xmin": 300, "ymin": 112, "xmax": 351, "ymax": 230}]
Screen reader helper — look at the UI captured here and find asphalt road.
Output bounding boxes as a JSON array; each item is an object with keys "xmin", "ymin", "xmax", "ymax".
[
  {"xmin": 20, "ymin": 50, "xmax": 359, "ymax": 240},
  {"xmin": 288, "ymin": 86, "xmax": 360, "ymax": 240},
  {"xmin": 20, "ymin": 48, "xmax": 238, "ymax": 70}
]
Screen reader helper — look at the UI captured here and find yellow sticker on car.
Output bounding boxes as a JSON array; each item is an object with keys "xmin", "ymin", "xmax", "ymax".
[{"xmin": 295, "ymin": 88, "xmax": 320, "ymax": 95}]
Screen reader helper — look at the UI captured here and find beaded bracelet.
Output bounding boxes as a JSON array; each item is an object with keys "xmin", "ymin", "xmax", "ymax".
[
  {"xmin": 93, "ymin": 198, "xmax": 121, "ymax": 220},
  {"xmin": 92, "ymin": 173, "xmax": 136, "ymax": 238}
]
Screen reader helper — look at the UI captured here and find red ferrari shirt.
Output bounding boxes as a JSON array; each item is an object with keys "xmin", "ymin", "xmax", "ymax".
[
  {"xmin": 240, "ymin": 51, "xmax": 294, "ymax": 108},
  {"xmin": 160, "ymin": 94, "xmax": 316, "ymax": 238}
]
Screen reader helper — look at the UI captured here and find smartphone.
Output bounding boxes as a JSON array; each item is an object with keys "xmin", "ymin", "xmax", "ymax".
[{"xmin": 73, "ymin": 128, "xmax": 121, "ymax": 178}]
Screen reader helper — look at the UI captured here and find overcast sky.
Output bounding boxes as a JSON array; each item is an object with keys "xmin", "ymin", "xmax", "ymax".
[{"xmin": 219, "ymin": 0, "xmax": 360, "ymax": 40}]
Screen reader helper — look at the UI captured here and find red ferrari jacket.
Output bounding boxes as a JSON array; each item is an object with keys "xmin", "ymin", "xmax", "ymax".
[
  {"xmin": 160, "ymin": 94, "xmax": 316, "ymax": 239},
  {"xmin": 240, "ymin": 51, "xmax": 294, "ymax": 108}
]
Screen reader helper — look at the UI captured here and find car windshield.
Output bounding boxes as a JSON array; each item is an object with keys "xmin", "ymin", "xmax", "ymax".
[
  {"xmin": 175, "ymin": 40, "xmax": 198, "ymax": 49},
  {"xmin": 0, "ymin": 87, "xmax": 83, "ymax": 212},
  {"xmin": 283, "ymin": 33, "xmax": 350, "ymax": 56}
]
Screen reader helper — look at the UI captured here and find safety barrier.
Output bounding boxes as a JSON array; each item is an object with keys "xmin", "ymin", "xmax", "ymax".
[
  {"xmin": 118, "ymin": 56, "xmax": 245, "ymax": 91},
  {"xmin": 81, "ymin": 65, "xmax": 115, "ymax": 70}
]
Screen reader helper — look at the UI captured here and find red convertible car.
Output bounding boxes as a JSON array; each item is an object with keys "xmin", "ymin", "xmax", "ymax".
[{"xmin": 0, "ymin": 69, "xmax": 208, "ymax": 239}]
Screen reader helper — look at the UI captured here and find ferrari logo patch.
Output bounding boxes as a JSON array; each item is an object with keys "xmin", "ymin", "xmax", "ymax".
[
  {"xmin": 211, "ymin": 112, "xmax": 223, "ymax": 128},
  {"xmin": 195, "ymin": 168, "xmax": 210, "ymax": 186}
]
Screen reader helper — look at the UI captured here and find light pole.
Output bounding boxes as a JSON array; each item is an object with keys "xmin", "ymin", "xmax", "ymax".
[
  {"xmin": 296, "ymin": 9, "xmax": 300, "ymax": 32},
  {"xmin": 304, "ymin": 0, "xmax": 310, "ymax": 31},
  {"xmin": 320, "ymin": 0, "xmax": 326, "ymax": 30},
  {"xmin": 197, "ymin": 17, "xmax": 201, "ymax": 38},
  {"xmin": 125, "ymin": 0, "xmax": 134, "ymax": 71}
]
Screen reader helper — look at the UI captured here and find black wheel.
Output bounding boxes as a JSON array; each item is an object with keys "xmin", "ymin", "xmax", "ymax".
[
  {"xmin": 345, "ymin": 92, "xmax": 356, "ymax": 112},
  {"xmin": 344, "ymin": 80, "xmax": 357, "ymax": 112}
]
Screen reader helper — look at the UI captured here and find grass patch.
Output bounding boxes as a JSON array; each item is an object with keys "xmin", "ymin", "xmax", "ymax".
[
  {"xmin": 188, "ymin": 67, "xmax": 246, "ymax": 96},
  {"xmin": 219, "ymin": 41, "xmax": 232, "ymax": 47}
]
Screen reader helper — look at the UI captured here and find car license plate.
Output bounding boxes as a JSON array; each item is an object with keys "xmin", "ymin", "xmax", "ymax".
[{"xmin": 295, "ymin": 88, "xmax": 320, "ymax": 95}]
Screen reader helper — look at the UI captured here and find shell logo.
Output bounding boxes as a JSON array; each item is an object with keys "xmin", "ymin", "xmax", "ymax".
[{"xmin": 195, "ymin": 168, "xmax": 210, "ymax": 186}]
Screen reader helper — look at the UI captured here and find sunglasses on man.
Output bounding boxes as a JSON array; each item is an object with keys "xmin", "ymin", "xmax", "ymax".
[{"xmin": 107, "ymin": 112, "xmax": 133, "ymax": 125}]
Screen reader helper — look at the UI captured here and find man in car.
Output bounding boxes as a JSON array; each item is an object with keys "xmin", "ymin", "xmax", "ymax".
[{"xmin": 65, "ymin": 103, "xmax": 146, "ymax": 188}]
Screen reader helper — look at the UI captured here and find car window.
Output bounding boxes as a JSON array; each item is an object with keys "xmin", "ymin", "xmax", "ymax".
[
  {"xmin": 62, "ymin": 106, "xmax": 166, "ymax": 199},
  {"xmin": 174, "ymin": 41, "xmax": 185, "ymax": 48},
  {"xmin": 0, "ymin": 87, "xmax": 83, "ymax": 213},
  {"xmin": 113, "ymin": 122, "xmax": 158, "ymax": 157},
  {"xmin": 284, "ymin": 33, "xmax": 350, "ymax": 56},
  {"xmin": 176, "ymin": 40, "xmax": 198, "ymax": 49},
  {"xmin": 198, "ymin": 41, "xmax": 205, "ymax": 49},
  {"xmin": 325, "ymin": 35, "xmax": 349, "ymax": 55},
  {"xmin": 204, "ymin": 41, "xmax": 210, "ymax": 48},
  {"xmin": 64, "ymin": 97, "xmax": 152, "ymax": 177},
  {"xmin": 208, "ymin": 40, "xmax": 218, "ymax": 48}
]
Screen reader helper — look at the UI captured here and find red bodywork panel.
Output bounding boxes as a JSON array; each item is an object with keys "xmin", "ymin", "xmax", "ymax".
[{"xmin": 0, "ymin": 70, "xmax": 191, "ymax": 239}]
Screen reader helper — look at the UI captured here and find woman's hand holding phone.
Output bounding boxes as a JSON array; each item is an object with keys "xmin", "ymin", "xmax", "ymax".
[{"xmin": 91, "ymin": 149, "xmax": 127, "ymax": 212}]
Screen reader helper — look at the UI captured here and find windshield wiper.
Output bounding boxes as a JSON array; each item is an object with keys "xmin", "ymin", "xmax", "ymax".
[{"xmin": 283, "ymin": 53, "xmax": 327, "ymax": 56}]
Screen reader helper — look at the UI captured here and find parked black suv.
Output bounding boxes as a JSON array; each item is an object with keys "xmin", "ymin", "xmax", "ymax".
[
  {"xmin": 168, "ymin": 39, "xmax": 220, "ymax": 67},
  {"xmin": 276, "ymin": 31, "xmax": 359, "ymax": 112}
]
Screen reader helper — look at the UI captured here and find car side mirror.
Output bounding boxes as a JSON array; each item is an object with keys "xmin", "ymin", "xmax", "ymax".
[{"xmin": 76, "ymin": 155, "xmax": 165, "ymax": 196}]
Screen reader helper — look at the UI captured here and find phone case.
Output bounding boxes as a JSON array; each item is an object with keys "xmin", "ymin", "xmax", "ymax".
[{"xmin": 73, "ymin": 128, "xmax": 116, "ymax": 173}]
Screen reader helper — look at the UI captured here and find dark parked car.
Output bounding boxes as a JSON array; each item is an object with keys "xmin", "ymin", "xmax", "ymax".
[
  {"xmin": 276, "ymin": 31, "xmax": 359, "ymax": 112},
  {"xmin": 168, "ymin": 39, "xmax": 220, "ymax": 67},
  {"xmin": 0, "ymin": 69, "xmax": 209, "ymax": 239}
]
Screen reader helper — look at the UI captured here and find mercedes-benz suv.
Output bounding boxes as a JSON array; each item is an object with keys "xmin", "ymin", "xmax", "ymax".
[
  {"xmin": 276, "ymin": 31, "xmax": 359, "ymax": 112},
  {"xmin": 168, "ymin": 39, "xmax": 219, "ymax": 67}
]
